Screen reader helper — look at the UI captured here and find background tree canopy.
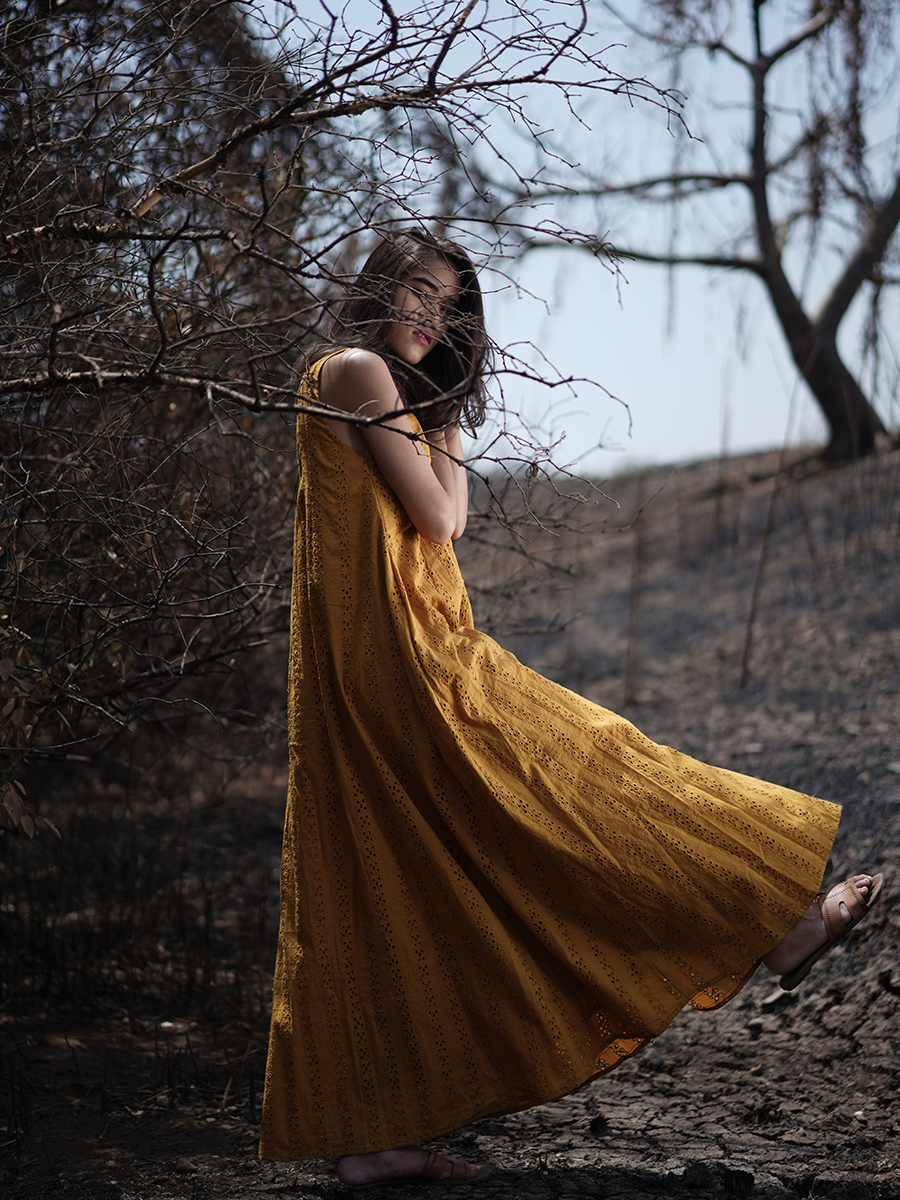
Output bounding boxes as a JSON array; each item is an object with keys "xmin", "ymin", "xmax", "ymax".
[
  {"xmin": 6, "ymin": 0, "xmax": 896, "ymax": 831},
  {"xmin": 0, "ymin": 0, "xmax": 671, "ymax": 827}
]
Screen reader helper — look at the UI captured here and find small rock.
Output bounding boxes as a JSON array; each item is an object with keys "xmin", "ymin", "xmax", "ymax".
[
  {"xmin": 746, "ymin": 1017, "xmax": 764, "ymax": 1041},
  {"xmin": 640, "ymin": 1045, "xmax": 665, "ymax": 1070},
  {"xmin": 759, "ymin": 987, "xmax": 795, "ymax": 1012},
  {"xmin": 857, "ymin": 770, "xmax": 871, "ymax": 785},
  {"xmin": 886, "ymin": 761, "xmax": 900, "ymax": 774},
  {"xmin": 175, "ymin": 1158, "xmax": 200, "ymax": 1174}
]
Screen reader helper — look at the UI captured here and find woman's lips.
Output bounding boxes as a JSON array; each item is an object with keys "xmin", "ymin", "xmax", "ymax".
[{"xmin": 413, "ymin": 329, "xmax": 432, "ymax": 347}]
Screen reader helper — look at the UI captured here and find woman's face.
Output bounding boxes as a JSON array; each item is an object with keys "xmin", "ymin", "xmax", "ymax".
[{"xmin": 386, "ymin": 258, "xmax": 461, "ymax": 365}]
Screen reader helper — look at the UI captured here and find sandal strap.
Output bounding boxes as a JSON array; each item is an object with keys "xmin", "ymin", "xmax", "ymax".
[
  {"xmin": 819, "ymin": 879, "xmax": 867, "ymax": 943},
  {"xmin": 419, "ymin": 1152, "xmax": 446, "ymax": 1181},
  {"xmin": 418, "ymin": 1151, "xmax": 476, "ymax": 1183},
  {"xmin": 446, "ymin": 1160, "xmax": 476, "ymax": 1182}
]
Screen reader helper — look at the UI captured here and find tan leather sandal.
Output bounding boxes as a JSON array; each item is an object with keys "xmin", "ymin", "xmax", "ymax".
[{"xmin": 779, "ymin": 872, "xmax": 885, "ymax": 991}]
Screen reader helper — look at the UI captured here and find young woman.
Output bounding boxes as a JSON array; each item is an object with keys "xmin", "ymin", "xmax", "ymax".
[{"xmin": 259, "ymin": 228, "xmax": 883, "ymax": 1191}]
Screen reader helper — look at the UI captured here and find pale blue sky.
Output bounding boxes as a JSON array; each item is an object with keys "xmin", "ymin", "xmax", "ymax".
[{"xmin": 480, "ymin": 249, "xmax": 830, "ymax": 475}]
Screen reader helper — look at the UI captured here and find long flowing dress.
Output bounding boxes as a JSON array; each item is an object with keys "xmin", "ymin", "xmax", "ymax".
[{"xmin": 259, "ymin": 354, "xmax": 840, "ymax": 1161}]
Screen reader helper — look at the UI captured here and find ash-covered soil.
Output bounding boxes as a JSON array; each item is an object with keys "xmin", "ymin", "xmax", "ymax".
[{"xmin": 3, "ymin": 445, "xmax": 900, "ymax": 1200}]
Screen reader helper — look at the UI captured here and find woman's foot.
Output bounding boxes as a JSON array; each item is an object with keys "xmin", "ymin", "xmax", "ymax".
[
  {"xmin": 336, "ymin": 1146, "xmax": 489, "ymax": 1190},
  {"xmin": 763, "ymin": 873, "xmax": 883, "ymax": 988}
]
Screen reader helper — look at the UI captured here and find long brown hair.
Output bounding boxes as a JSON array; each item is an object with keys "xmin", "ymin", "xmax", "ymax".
[{"xmin": 313, "ymin": 229, "xmax": 491, "ymax": 432}]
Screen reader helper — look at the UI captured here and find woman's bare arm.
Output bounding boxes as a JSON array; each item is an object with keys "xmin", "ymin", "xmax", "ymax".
[
  {"xmin": 426, "ymin": 426, "xmax": 468, "ymax": 539},
  {"xmin": 320, "ymin": 349, "xmax": 460, "ymax": 545}
]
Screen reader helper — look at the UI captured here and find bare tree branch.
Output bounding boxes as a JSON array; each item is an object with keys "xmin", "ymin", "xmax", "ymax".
[
  {"xmin": 762, "ymin": 3, "xmax": 842, "ymax": 69},
  {"xmin": 817, "ymin": 171, "xmax": 900, "ymax": 336},
  {"xmin": 523, "ymin": 239, "xmax": 764, "ymax": 274}
]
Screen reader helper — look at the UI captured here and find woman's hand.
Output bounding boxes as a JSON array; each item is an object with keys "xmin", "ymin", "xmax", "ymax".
[
  {"xmin": 320, "ymin": 350, "xmax": 466, "ymax": 544},
  {"xmin": 425, "ymin": 426, "xmax": 468, "ymax": 539}
]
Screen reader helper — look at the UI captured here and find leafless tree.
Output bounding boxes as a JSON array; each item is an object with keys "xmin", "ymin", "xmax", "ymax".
[
  {"xmin": 500, "ymin": 0, "xmax": 900, "ymax": 461},
  {"xmin": 0, "ymin": 0, "xmax": 673, "ymax": 829}
]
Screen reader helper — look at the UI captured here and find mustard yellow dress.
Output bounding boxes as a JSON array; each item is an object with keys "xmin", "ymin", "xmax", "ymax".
[{"xmin": 259, "ymin": 355, "xmax": 840, "ymax": 1161}]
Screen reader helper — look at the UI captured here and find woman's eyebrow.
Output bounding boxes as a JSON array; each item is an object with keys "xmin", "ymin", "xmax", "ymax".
[{"xmin": 406, "ymin": 274, "xmax": 441, "ymax": 292}]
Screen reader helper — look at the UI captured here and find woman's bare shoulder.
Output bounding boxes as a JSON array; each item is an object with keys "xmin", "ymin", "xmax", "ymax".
[{"xmin": 320, "ymin": 348, "xmax": 397, "ymax": 415}]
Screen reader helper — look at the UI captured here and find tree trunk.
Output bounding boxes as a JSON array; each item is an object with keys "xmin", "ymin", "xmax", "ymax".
[
  {"xmin": 788, "ymin": 328, "xmax": 886, "ymax": 461},
  {"xmin": 756, "ymin": 256, "xmax": 886, "ymax": 462},
  {"xmin": 746, "ymin": 38, "xmax": 891, "ymax": 464}
]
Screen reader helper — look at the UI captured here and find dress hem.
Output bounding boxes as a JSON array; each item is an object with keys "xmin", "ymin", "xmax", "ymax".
[{"xmin": 258, "ymin": 952, "xmax": 779, "ymax": 1162}]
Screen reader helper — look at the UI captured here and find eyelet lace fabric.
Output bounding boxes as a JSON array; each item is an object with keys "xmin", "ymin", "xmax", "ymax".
[{"xmin": 259, "ymin": 356, "xmax": 839, "ymax": 1161}]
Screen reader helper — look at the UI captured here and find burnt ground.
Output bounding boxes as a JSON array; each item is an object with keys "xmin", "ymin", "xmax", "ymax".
[{"xmin": 3, "ymin": 444, "xmax": 900, "ymax": 1200}]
